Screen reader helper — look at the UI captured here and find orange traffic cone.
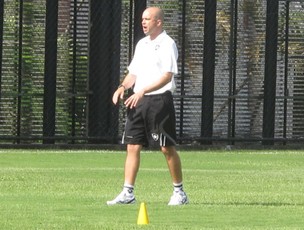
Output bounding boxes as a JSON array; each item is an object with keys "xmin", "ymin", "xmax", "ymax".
[{"xmin": 137, "ymin": 202, "xmax": 149, "ymax": 225}]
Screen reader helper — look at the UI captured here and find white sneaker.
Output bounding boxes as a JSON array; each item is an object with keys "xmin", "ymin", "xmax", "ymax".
[
  {"xmin": 168, "ymin": 191, "xmax": 189, "ymax": 205},
  {"xmin": 106, "ymin": 191, "xmax": 136, "ymax": 205}
]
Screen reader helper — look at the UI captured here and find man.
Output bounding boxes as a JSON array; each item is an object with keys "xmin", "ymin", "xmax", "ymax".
[{"xmin": 107, "ymin": 6, "xmax": 188, "ymax": 206}]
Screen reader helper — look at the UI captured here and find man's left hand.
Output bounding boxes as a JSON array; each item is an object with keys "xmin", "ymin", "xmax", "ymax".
[{"xmin": 124, "ymin": 90, "xmax": 145, "ymax": 109}]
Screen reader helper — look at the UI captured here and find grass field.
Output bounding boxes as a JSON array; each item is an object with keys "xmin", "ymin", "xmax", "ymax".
[{"xmin": 0, "ymin": 149, "xmax": 304, "ymax": 229}]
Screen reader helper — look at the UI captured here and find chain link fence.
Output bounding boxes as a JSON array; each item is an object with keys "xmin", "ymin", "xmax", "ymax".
[{"xmin": 0, "ymin": 0, "xmax": 304, "ymax": 146}]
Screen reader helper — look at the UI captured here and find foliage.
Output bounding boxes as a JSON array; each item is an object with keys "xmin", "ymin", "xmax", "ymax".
[{"xmin": 1, "ymin": 1, "xmax": 304, "ymax": 144}]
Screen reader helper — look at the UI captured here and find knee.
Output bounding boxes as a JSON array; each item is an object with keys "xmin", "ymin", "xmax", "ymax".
[
  {"xmin": 127, "ymin": 144, "xmax": 142, "ymax": 153},
  {"xmin": 161, "ymin": 146, "xmax": 176, "ymax": 157}
]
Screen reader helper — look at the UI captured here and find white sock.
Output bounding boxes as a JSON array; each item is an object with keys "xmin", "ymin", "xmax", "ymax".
[
  {"xmin": 123, "ymin": 183, "xmax": 134, "ymax": 194},
  {"xmin": 173, "ymin": 182, "xmax": 184, "ymax": 193}
]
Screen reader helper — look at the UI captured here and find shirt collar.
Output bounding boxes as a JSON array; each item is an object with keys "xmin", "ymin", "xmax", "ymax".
[{"xmin": 146, "ymin": 30, "xmax": 166, "ymax": 44}]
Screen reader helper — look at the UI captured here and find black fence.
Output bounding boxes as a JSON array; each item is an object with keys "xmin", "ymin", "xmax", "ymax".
[{"xmin": 0, "ymin": 0, "xmax": 304, "ymax": 146}]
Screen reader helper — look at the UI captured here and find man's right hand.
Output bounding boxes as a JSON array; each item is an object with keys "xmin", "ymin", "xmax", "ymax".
[{"xmin": 112, "ymin": 87, "xmax": 125, "ymax": 105}]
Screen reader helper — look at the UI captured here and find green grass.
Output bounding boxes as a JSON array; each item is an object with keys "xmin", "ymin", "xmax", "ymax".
[{"xmin": 0, "ymin": 149, "xmax": 304, "ymax": 229}]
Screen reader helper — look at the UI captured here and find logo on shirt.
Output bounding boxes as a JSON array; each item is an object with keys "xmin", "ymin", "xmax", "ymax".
[
  {"xmin": 155, "ymin": 45, "xmax": 160, "ymax": 50},
  {"xmin": 151, "ymin": 133, "xmax": 159, "ymax": 141}
]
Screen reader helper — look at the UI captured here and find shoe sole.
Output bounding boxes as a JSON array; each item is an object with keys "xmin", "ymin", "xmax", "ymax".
[
  {"xmin": 106, "ymin": 198, "xmax": 136, "ymax": 205},
  {"xmin": 168, "ymin": 198, "xmax": 189, "ymax": 206}
]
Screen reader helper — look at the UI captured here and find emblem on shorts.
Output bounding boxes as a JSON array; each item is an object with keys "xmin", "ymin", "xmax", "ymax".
[{"xmin": 151, "ymin": 133, "xmax": 159, "ymax": 141}]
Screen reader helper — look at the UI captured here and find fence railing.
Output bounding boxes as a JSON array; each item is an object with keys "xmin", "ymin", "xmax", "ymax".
[{"xmin": 0, "ymin": 0, "xmax": 304, "ymax": 146}]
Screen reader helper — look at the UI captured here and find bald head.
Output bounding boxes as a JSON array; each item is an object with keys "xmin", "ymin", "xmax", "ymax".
[
  {"xmin": 142, "ymin": 7, "xmax": 165, "ymax": 39},
  {"xmin": 149, "ymin": 7, "xmax": 164, "ymax": 21},
  {"xmin": 144, "ymin": 7, "xmax": 164, "ymax": 23}
]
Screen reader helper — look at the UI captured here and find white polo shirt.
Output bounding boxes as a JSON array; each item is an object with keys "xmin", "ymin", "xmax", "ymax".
[{"xmin": 128, "ymin": 31, "xmax": 178, "ymax": 95}]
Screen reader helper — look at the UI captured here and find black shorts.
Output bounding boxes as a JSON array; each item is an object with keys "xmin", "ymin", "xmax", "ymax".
[{"xmin": 122, "ymin": 91, "xmax": 177, "ymax": 147}]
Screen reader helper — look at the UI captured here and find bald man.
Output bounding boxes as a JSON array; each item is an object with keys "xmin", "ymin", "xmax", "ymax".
[{"xmin": 108, "ymin": 7, "xmax": 188, "ymax": 206}]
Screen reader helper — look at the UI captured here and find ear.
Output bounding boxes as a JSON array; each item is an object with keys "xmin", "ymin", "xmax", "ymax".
[{"xmin": 157, "ymin": 19, "xmax": 162, "ymax": 26}]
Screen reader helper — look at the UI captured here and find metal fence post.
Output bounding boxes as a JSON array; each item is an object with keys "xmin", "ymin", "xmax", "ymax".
[
  {"xmin": 43, "ymin": 0, "xmax": 58, "ymax": 144},
  {"xmin": 88, "ymin": 0, "xmax": 121, "ymax": 143},
  {"xmin": 0, "ymin": 0, "xmax": 3, "ymax": 92},
  {"xmin": 133, "ymin": 0, "xmax": 146, "ymax": 46},
  {"xmin": 179, "ymin": 0, "xmax": 187, "ymax": 143},
  {"xmin": 262, "ymin": 0, "xmax": 279, "ymax": 145},
  {"xmin": 227, "ymin": 0, "xmax": 238, "ymax": 145},
  {"xmin": 201, "ymin": 0, "xmax": 217, "ymax": 144}
]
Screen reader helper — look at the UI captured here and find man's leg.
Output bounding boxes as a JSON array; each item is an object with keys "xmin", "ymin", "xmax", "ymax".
[
  {"xmin": 106, "ymin": 144, "xmax": 142, "ymax": 205},
  {"xmin": 124, "ymin": 144, "xmax": 142, "ymax": 185},
  {"xmin": 161, "ymin": 145, "xmax": 183, "ymax": 183},
  {"xmin": 161, "ymin": 146, "xmax": 189, "ymax": 205}
]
